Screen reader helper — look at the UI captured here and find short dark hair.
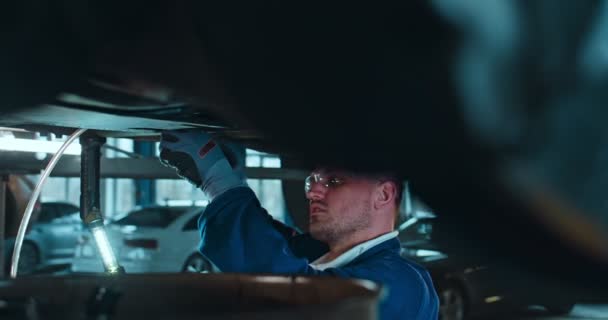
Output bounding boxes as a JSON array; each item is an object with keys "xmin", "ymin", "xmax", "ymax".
[
  {"xmin": 313, "ymin": 165, "xmax": 404, "ymax": 214},
  {"xmin": 315, "ymin": 167, "xmax": 403, "ymax": 201}
]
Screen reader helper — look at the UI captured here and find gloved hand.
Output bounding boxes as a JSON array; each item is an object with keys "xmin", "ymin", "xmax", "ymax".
[{"xmin": 159, "ymin": 130, "xmax": 247, "ymax": 200}]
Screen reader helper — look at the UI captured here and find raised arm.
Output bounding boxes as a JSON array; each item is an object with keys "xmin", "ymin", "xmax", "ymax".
[
  {"xmin": 199, "ymin": 186, "xmax": 327, "ymax": 273},
  {"xmin": 158, "ymin": 130, "xmax": 327, "ymax": 273}
]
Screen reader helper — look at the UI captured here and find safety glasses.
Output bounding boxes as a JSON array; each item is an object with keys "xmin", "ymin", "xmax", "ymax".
[{"xmin": 304, "ymin": 173, "xmax": 346, "ymax": 193}]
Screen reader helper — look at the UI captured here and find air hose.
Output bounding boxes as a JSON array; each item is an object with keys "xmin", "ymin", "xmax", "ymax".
[{"xmin": 10, "ymin": 128, "xmax": 87, "ymax": 278}]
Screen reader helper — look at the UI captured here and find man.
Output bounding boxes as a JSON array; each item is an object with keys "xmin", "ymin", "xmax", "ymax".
[{"xmin": 160, "ymin": 130, "xmax": 439, "ymax": 320}]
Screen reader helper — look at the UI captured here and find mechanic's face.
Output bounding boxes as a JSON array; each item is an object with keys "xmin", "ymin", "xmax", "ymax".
[{"xmin": 305, "ymin": 170, "xmax": 375, "ymax": 244}]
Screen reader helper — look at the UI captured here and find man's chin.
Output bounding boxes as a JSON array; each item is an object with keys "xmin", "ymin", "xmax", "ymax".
[
  {"xmin": 309, "ymin": 224, "xmax": 320, "ymax": 236},
  {"xmin": 309, "ymin": 225, "xmax": 330, "ymax": 242}
]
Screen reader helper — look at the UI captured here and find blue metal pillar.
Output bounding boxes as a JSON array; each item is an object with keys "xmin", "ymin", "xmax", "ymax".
[{"xmin": 133, "ymin": 141, "xmax": 156, "ymax": 207}]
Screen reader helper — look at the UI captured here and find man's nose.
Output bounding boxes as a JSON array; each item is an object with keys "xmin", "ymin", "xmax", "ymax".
[{"xmin": 305, "ymin": 182, "xmax": 326, "ymax": 201}]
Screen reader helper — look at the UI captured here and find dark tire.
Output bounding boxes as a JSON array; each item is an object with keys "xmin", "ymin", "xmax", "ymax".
[
  {"xmin": 182, "ymin": 254, "xmax": 212, "ymax": 273},
  {"xmin": 18, "ymin": 241, "xmax": 40, "ymax": 275},
  {"xmin": 438, "ymin": 282, "xmax": 467, "ymax": 320},
  {"xmin": 546, "ymin": 303, "xmax": 574, "ymax": 315}
]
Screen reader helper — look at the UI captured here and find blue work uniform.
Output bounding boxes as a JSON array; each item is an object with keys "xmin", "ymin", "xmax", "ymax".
[{"xmin": 198, "ymin": 187, "xmax": 439, "ymax": 320}]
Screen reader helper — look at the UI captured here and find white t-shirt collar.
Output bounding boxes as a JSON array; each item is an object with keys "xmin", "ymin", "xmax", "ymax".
[{"xmin": 310, "ymin": 231, "xmax": 399, "ymax": 271}]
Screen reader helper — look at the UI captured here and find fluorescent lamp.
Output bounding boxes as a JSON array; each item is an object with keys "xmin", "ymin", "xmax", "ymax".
[
  {"xmin": 0, "ymin": 137, "xmax": 81, "ymax": 155},
  {"xmin": 90, "ymin": 225, "xmax": 120, "ymax": 274}
]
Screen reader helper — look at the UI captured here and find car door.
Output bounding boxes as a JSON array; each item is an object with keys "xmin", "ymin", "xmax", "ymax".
[
  {"xmin": 52, "ymin": 204, "xmax": 82, "ymax": 257},
  {"xmin": 30, "ymin": 204, "xmax": 60, "ymax": 259},
  {"xmin": 417, "ymin": 217, "xmax": 499, "ymax": 311},
  {"xmin": 37, "ymin": 204, "xmax": 81, "ymax": 259},
  {"xmin": 52, "ymin": 211, "xmax": 83, "ymax": 258},
  {"xmin": 156, "ymin": 210, "xmax": 201, "ymax": 272}
]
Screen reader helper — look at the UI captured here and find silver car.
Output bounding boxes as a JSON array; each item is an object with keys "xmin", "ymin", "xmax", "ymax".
[
  {"xmin": 71, "ymin": 205, "xmax": 210, "ymax": 274},
  {"xmin": 19, "ymin": 202, "xmax": 83, "ymax": 273}
]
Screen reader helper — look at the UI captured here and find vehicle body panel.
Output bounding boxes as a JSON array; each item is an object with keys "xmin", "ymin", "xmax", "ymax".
[
  {"xmin": 71, "ymin": 206, "xmax": 203, "ymax": 274},
  {"xmin": 23, "ymin": 202, "xmax": 82, "ymax": 269},
  {"xmin": 399, "ymin": 216, "xmax": 576, "ymax": 318}
]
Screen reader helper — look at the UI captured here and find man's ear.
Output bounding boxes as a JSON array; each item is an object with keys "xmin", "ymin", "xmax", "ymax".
[{"xmin": 374, "ymin": 181, "xmax": 397, "ymax": 210}]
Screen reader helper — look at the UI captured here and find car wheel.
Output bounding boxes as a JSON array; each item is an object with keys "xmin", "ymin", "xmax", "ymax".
[
  {"xmin": 545, "ymin": 303, "xmax": 574, "ymax": 315},
  {"xmin": 438, "ymin": 283, "xmax": 466, "ymax": 320},
  {"xmin": 182, "ymin": 254, "xmax": 212, "ymax": 273},
  {"xmin": 18, "ymin": 242, "xmax": 40, "ymax": 275}
]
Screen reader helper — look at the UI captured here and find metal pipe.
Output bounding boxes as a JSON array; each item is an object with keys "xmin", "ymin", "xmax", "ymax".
[
  {"xmin": 80, "ymin": 134, "xmax": 123, "ymax": 274},
  {"xmin": 80, "ymin": 135, "xmax": 104, "ymax": 223},
  {"xmin": 10, "ymin": 128, "xmax": 87, "ymax": 278}
]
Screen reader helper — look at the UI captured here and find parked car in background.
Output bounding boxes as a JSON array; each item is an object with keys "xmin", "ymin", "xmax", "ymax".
[
  {"xmin": 399, "ymin": 215, "xmax": 575, "ymax": 320},
  {"xmin": 71, "ymin": 206, "xmax": 210, "ymax": 274},
  {"xmin": 16, "ymin": 202, "xmax": 82, "ymax": 274}
]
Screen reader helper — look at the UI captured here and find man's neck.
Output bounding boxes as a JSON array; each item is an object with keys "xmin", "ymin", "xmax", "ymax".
[{"xmin": 320, "ymin": 229, "xmax": 393, "ymax": 263}]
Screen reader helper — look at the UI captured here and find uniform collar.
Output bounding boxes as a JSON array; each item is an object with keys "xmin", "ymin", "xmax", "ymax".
[{"xmin": 310, "ymin": 231, "xmax": 399, "ymax": 270}]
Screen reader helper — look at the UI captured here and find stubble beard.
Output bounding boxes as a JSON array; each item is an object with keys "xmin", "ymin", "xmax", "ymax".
[{"xmin": 310, "ymin": 199, "xmax": 372, "ymax": 246}]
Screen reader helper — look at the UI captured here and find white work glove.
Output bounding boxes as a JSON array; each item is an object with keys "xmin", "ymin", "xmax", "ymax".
[{"xmin": 159, "ymin": 130, "xmax": 247, "ymax": 200}]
